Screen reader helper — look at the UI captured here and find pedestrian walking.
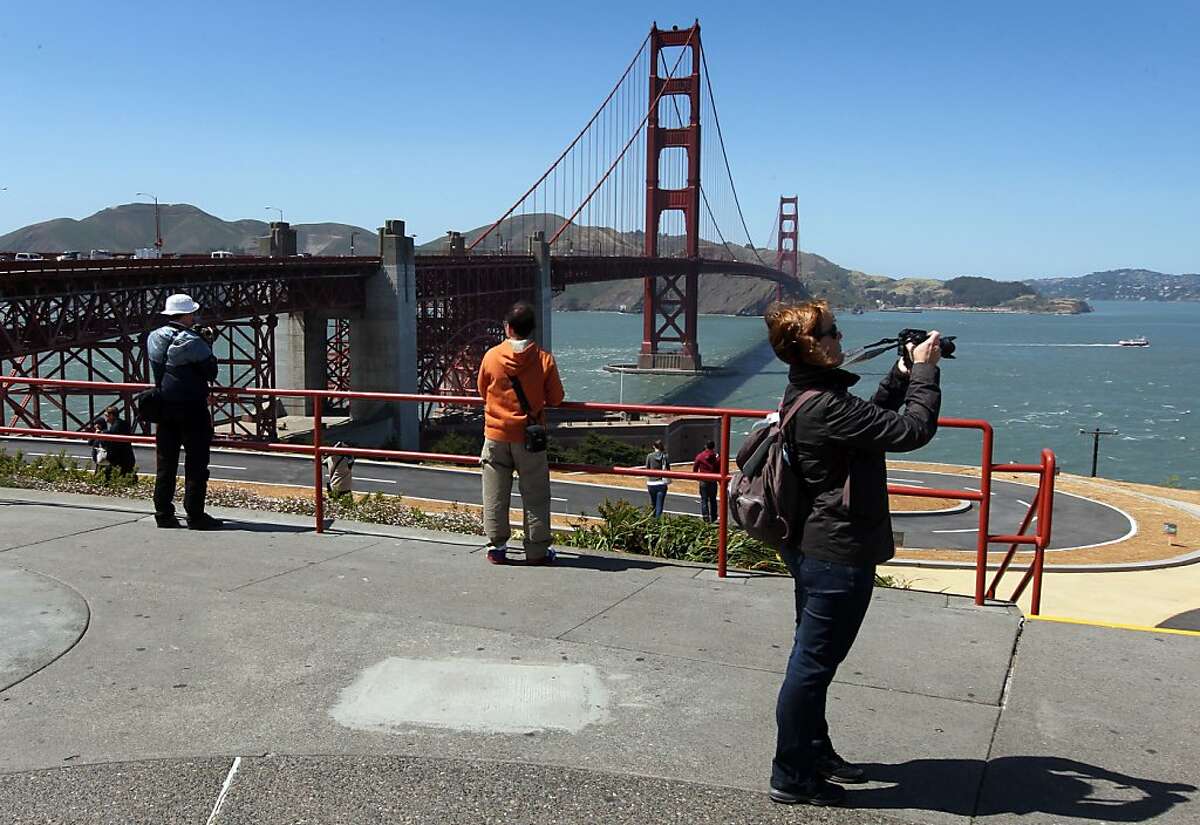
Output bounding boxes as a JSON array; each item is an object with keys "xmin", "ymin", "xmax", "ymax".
[
  {"xmin": 147, "ymin": 294, "xmax": 221, "ymax": 530},
  {"xmin": 645, "ymin": 439, "xmax": 670, "ymax": 518},
  {"xmin": 478, "ymin": 301, "xmax": 564, "ymax": 565},
  {"xmin": 763, "ymin": 300, "xmax": 941, "ymax": 807},
  {"xmin": 325, "ymin": 442, "xmax": 355, "ymax": 497},
  {"xmin": 692, "ymin": 439, "xmax": 720, "ymax": 522}
]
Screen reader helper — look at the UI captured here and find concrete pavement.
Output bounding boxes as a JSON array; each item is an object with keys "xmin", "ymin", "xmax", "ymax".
[{"xmin": 0, "ymin": 487, "xmax": 1197, "ymax": 824}]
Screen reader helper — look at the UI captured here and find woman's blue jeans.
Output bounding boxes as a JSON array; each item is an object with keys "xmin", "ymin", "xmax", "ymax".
[
  {"xmin": 772, "ymin": 551, "xmax": 875, "ymax": 791},
  {"xmin": 647, "ymin": 484, "xmax": 668, "ymax": 518}
]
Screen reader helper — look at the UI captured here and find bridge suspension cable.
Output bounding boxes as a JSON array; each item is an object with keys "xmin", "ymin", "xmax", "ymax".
[
  {"xmin": 467, "ymin": 34, "xmax": 650, "ymax": 253},
  {"xmin": 699, "ymin": 48, "xmax": 770, "ymax": 269},
  {"xmin": 548, "ymin": 28, "xmax": 697, "ymax": 247},
  {"xmin": 470, "ymin": 23, "xmax": 785, "ymax": 276}
]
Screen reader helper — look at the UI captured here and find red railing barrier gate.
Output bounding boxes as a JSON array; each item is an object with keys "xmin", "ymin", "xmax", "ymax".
[{"xmin": 0, "ymin": 376, "xmax": 1056, "ymax": 614}]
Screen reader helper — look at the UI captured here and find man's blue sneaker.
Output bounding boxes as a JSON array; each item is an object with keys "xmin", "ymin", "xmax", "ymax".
[{"xmin": 526, "ymin": 549, "xmax": 557, "ymax": 566}]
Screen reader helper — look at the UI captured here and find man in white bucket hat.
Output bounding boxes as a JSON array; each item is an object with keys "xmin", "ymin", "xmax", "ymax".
[{"xmin": 146, "ymin": 293, "xmax": 221, "ymax": 529}]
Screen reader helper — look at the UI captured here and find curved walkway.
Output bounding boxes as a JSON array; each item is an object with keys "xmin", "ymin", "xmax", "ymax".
[{"xmin": 1, "ymin": 489, "xmax": 1197, "ymax": 824}]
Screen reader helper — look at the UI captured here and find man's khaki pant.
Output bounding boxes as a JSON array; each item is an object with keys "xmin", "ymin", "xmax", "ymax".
[{"xmin": 481, "ymin": 438, "xmax": 552, "ymax": 560}]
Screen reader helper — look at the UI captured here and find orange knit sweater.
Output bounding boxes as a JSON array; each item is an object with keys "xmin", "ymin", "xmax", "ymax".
[{"xmin": 477, "ymin": 340, "xmax": 565, "ymax": 443}]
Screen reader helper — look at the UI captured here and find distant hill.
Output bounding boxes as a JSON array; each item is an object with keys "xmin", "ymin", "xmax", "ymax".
[
  {"xmin": 0, "ymin": 203, "xmax": 376, "ymax": 257},
  {"xmin": 1, "ymin": 203, "xmax": 1090, "ymax": 315},
  {"xmin": 1031, "ymin": 269, "xmax": 1200, "ymax": 302}
]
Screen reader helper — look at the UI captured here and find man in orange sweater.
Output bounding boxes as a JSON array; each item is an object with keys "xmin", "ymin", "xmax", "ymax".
[{"xmin": 477, "ymin": 301, "xmax": 565, "ymax": 565}]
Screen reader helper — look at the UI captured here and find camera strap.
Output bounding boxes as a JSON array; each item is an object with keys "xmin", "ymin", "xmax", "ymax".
[{"xmin": 840, "ymin": 337, "xmax": 898, "ymax": 368}]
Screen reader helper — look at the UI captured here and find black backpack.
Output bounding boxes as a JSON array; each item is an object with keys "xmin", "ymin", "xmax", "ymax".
[{"xmin": 728, "ymin": 389, "xmax": 822, "ymax": 549}]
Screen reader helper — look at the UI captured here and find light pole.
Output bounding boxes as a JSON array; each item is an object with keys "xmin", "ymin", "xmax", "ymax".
[
  {"xmin": 349, "ymin": 231, "xmax": 358, "ymax": 256},
  {"xmin": 265, "ymin": 206, "xmax": 283, "ymax": 224},
  {"xmin": 136, "ymin": 193, "xmax": 163, "ymax": 251},
  {"xmin": 1079, "ymin": 427, "xmax": 1118, "ymax": 477}
]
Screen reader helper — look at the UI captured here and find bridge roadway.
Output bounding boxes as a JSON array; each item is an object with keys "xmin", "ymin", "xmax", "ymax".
[{"xmin": 0, "ymin": 435, "xmax": 1133, "ymax": 552}]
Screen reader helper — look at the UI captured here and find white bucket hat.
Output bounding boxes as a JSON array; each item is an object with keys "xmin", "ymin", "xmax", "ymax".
[{"xmin": 163, "ymin": 294, "xmax": 201, "ymax": 316}]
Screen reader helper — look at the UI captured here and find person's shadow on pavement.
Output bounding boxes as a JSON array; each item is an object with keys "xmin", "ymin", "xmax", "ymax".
[{"xmin": 852, "ymin": 756, "xmax": 1195, "ymax": 822}]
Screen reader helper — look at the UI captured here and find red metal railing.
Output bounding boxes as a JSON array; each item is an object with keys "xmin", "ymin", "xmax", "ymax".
[{"xmin": 0, "ymin": 376, "xmax": 1056, "ymax": 612}]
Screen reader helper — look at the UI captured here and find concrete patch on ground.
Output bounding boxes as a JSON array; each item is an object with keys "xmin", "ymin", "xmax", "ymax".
[{"xmin": 330, "ymin": 657, "xmax": 609, "ymax": 735}]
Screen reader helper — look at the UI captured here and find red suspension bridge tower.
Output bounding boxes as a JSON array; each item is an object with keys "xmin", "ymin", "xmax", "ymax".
[
  {"xmin": 639, "ymin": 22, "xmax": 703, "ymax": 371},
  {"xmin": 774, "ymin": 195, "xmax": 799, "ymax": 302}
]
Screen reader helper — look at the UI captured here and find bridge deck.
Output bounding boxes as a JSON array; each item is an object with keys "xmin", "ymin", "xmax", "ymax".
[{"xmin": 1, "ymin": 487, "xmax": 1195, "ymax": 824}]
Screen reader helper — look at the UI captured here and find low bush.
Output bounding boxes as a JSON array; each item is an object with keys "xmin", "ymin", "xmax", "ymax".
[
  {"xmin": 549, "ymin": 433, "xmax": 646, "ymax": 467},
  {"xmin": 560, "ymin": 499, "xmax": 784, "ymax": 571},
  {"xmin": 560, "ymin": 499, "xmax": 906, "ymax": 586}
]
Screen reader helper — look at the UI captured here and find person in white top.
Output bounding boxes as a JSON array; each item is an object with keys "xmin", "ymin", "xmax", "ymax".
[{"xmin": 645, "ymin": 439, "xmax": 670, "ymax": 518}]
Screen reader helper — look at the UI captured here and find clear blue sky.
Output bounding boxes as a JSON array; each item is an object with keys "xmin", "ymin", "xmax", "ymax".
[{"xmin": 2, "ymin": 0, "xmax": 1197, "ymax": 279}]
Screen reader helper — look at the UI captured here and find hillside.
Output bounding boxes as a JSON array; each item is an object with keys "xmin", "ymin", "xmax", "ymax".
[
  {"xmin": 0, "ymin": 204, "xmax": 376, "ymax": 257},
  {"xmin": 1, "ymin": 203, "xmax": 1088, "ymax": 314},
  {"xmin": 1032, "ymin": 269, "xmax": 1200, "ymax": 302}
]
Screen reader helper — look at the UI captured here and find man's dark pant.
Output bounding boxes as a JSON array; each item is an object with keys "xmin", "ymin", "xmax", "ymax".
[
  {"xmin": 154, "ymin": 404, "xmax": 213, "ymax": 520},
  {"xmin": 699, "ymin": 481, "xmax": 718, "ymax": 522},
  {"xmin": 772, "ymin": 552, "xmax": 875, "ymax": 791}
]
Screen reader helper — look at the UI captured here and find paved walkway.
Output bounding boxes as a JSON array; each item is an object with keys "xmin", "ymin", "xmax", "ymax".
[{"xmin": 1, "ymin": 488, "xmax": 1197, "ymax": 824}]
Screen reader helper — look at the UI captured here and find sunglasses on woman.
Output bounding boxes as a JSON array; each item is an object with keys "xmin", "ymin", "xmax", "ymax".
[{"xmin": 816, "ymin": 322, "xmax": 840, "ymax": 339}]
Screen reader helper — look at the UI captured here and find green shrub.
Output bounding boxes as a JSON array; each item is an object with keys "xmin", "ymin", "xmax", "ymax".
[
  {"xmin": 429, "ymin": 431, "xmax": 483, "ymax": 457},
  {"xmin": 550, "ymin": 433, "xmax": 646, "ymax": 467},
  {"xmin": 560, "ymin": 499, "xmax": 784, "ymax": 571},
  {"xmin": 561, "ymin": 499, "xmax": 903, "ymax": 586}
]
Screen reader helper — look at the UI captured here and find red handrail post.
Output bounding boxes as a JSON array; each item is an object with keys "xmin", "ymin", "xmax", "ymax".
[
  {"xmin": 1030, "ymin": 449, "xmax": 1057, "ymax": 616},
  {"xmin": 313, "ymin": 395, "xmax": 324, "ymax": 534},
  {"xmin": 717, "ymin": 413, "xmax": 731, "ymax": 578},
  {"xmin": 974, "ymin": 422, "xmax": 994, "ymax": 605}
]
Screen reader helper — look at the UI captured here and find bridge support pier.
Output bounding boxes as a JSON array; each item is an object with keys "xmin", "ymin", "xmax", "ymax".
[
  {"xmin": 258, "ymin": 222, "xmax": 298, "ymax": 257},
  {"xmin": 637, "ymin": 22, "xmax": 704, "ymax": 373},
  {"xmin": 350, "ymin": 219, "xmax": 419, "ymax": 451},
  {"xmin": 278, "ymin": 312, "xmax": 329, "ymax": 417},
  {"xmin": 530, "ymin": 232, "xmax": 553, "ymax": 354}
]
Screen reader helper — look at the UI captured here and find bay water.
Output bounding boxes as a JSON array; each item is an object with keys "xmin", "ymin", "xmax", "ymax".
[{"xmin": 552, "ymin": 301, "xmax": 1199, "ymax": 490}]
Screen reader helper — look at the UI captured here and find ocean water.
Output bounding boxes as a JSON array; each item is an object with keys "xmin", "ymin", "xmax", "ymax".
[{"xmin": 552, "ymin": 301, "xmax": 1199, "ymax": 489}]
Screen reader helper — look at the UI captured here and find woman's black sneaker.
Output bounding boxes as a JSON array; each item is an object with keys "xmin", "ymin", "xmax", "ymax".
[
  {"xmin": 769, "ymin": 779, "xmax": 846, "ymax": 806},
  {"xmin": 817, "ymin": 750, "xmax": 867, "ymax": 784},
  {"xmin": 187, "ymin": 513, "xmax": 223, "ymax": 530}
]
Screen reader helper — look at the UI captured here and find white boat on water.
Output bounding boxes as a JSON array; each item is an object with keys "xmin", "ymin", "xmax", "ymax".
[{"xmin": 1118, "ymin": 336, "xmax": 1150, "ymax": 347}]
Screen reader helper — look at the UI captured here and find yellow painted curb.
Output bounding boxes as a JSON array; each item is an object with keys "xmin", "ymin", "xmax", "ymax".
[{"xmin": 1029, "ymin": 614, "xmax": 1200, "ymax": 638}]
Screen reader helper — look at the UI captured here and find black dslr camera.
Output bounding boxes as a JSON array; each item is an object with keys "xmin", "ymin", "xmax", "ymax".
[
  {"xmin": 196, "ymin": 325, "xmax": 218, "ymax": 345},
  {"xmin": 897, "ymin": 328, "xmax": 956, "ymax": 368}
]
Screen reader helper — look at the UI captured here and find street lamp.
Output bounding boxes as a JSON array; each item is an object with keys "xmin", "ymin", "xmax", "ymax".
[
  {"xmin": 265, "ymin": 206, "xmax": 283, "ymax": 224},
  {"xmin": 349, "ymin": 231, "xmax": 358, "ymax": 256},
  {"xmin": 136, "ymin": 192, "xmax": 163, "ymax": 250}
]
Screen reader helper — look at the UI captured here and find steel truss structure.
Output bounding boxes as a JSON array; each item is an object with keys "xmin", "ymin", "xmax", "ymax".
[
  {"xmin": 0, "ymin": 257, "xmax": 371, "ymax": 433},
  {"xmin": 325, "ymin": 317, "xmax": 352, "ymax": 414},
  {"xmin": 211, "ymin": 316, "xmax": 279, "ymax": 441},
  {"xmin": 414, "ymin": 255, "xmax": 539, "ymax": 420}
]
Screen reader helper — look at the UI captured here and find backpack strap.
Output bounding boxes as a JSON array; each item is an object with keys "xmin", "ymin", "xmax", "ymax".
[
  {"xmin": 779, "ymin": 389, "xmax": 823, "ymax": 429},
  {"xmin": 509, "ymin": 374, "xmax": 540, "ymax": 423}
]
